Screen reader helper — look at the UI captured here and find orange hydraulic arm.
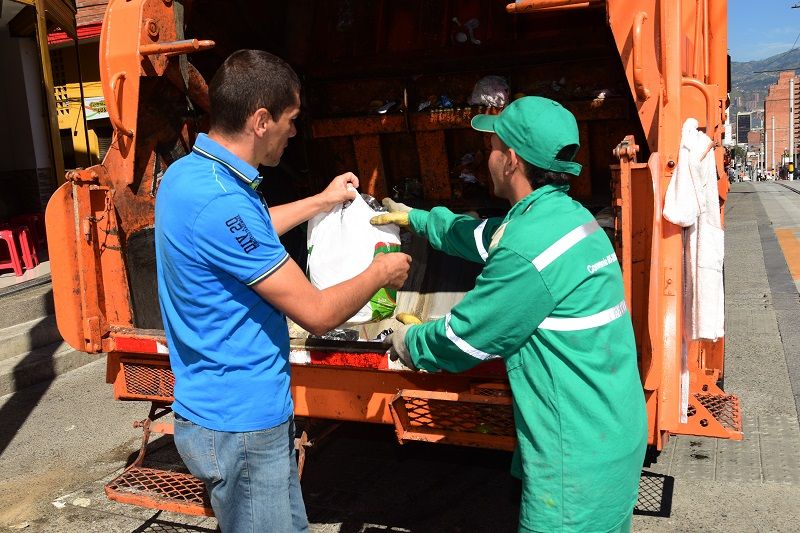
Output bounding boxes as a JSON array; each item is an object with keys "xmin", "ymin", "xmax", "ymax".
[{"xmin": 46, "ymin": 0, "xmax": 215, "ymax": 356}]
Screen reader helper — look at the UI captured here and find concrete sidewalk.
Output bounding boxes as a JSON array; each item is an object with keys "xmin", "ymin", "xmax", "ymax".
[{"xmin": 631, "ymin": 182, "xmax": 800, "ymax": 532}]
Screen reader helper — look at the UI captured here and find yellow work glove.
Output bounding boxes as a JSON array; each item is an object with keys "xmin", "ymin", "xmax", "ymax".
[
  {"xmin": 384, "ymin": 323, "xmax": 417, "ymax": 370},
  {"xmin": 383, "ymin": 313, "xmax": 422, "ymax": 370},
  {"xmin": 395, "ymin": 312, "xmax": 422, "ymax": 325},
  {"xmin": 370, "ymin": 198, "xmax": 412, "ymax": 228}
]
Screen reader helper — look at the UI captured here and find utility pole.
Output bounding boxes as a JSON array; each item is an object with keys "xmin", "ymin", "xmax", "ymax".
[
  {"xmin": 772, "ymin": 115, "xmax": 776, "ymax": 173},
  {"xmin": 786, "ymin": 77, "xmax": 794, "ymax": 181}
]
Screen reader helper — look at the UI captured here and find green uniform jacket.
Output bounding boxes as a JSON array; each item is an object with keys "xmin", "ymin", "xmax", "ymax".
[{"xmin": 406, "ymin": 185, "xmax": 648, "ymax": 533}]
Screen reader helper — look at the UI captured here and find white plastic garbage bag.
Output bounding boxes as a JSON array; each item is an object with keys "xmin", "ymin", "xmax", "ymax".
[{"xmin": 307, "ymin": 192, "xmax": 401, "ymax": 325}]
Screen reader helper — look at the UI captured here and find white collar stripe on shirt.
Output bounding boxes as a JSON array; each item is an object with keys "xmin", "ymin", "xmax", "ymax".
[{"xmin": 193, "ymin": 145, "xmax": 260, "ymax": 188}]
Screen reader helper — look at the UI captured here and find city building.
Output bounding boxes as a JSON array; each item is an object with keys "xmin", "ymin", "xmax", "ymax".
[
  {"xmin": 763, "ymin": 70, "xmax": 799, "ymax": 176},
  {"xmin": 736, "ymin": 111, "xmax": 752, "ymax": 146}
]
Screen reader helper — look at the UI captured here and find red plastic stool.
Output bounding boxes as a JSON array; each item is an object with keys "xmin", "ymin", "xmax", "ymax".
[
  {"xmin": 14, "ymin": 225, "xmax": 38, "ymax": 270},
  {"xmin": 0, "ymin": 228, "xmax": 23, "ymax": 276},
  {"xmin": 10, "ymin": 213, "xmax": 46, "ymax": 254}
]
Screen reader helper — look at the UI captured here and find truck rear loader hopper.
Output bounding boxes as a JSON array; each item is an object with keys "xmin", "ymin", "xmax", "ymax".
[{"xmin": 45, "ymin": 0, "xmax": 740, "ymax": 516}]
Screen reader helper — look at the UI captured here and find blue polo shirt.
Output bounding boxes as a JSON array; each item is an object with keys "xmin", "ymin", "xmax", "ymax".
[{"xmin": 155, "ymin": 133, "xmax": 292, "ymax": 432}]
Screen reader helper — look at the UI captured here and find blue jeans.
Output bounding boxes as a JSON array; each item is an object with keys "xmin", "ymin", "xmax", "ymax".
[{"xmin": 174, "ymin": 414, "xmax": 308, "ymax": 533}]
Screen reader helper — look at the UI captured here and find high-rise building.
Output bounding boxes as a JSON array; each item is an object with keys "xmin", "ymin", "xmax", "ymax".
[{"xmin": 737, "ymin": 112, "xmax": 752, "ymax": 146}]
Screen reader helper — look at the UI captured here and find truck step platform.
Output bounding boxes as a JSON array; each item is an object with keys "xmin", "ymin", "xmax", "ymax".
[
  {"xmin": 678, "ymin": 369, "xmax": 744, "ymax": 440},
  {"xmin": 686, "ymin": 391, "xmax": 743, "ymax": 436},
  {"xmin": 389, "ymin": 387, "xmax": 516, "ymax": 451},
  {"xmin": 115, "ymin": 356, "xmax": 175, "ymax": 402},
  {"xmin": 106, "ymin": 466, "xmax": 212, "ymax": 517}
]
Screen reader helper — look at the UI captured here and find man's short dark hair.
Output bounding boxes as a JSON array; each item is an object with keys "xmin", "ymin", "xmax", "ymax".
[
  {"xmin": 209, "ymin": 50, "xmax": 301, "ymax": 135},
  {"xmin": 518, "ymin": 157, "xmax": 572, "ymax": 189}
]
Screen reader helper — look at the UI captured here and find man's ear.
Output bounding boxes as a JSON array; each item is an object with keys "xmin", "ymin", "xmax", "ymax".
[
  {"xmin": 507, "ymin": 148, "xmax": 520, "ymax": 174},
  {"xmin": 252, "ymin": 108, "xmax": 272, "ymax": 137}
]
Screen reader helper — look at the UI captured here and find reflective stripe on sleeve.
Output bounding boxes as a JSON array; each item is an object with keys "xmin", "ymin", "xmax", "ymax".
[
  {"xmin": 474, "ymin": 220, "xmax": 489, "ymax": 261},
  {"xmin": 445, "ymin": 313, "xmax": 501, "ymax": 360},
  {"xmin": 538, "ymin": 300, "xmax": 627, "ymax": 331},
  {"xmin": 532, "ymin": 220, "xmax": 601, "ymax": 271}
]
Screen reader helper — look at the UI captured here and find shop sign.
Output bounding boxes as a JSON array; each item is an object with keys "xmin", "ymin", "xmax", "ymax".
[{"xmin": 84, "ymin": 96, "xmax": 109, "ymax": 121}]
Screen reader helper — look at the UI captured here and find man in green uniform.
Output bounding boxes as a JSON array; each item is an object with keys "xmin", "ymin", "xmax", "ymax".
[{"xmin": 372, "ymin": 96, "xmax": 647, "ymax": 532}]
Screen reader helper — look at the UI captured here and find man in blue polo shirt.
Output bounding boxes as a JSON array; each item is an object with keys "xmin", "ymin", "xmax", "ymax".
[{"xmin": 155, "ymin": 50, "xmax": 411, "ymax": 533}]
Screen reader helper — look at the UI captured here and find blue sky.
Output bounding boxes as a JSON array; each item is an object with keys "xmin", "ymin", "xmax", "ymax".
[{"xmin": 729, "ymin": 0, "xmax": 800, "ymax": 62}]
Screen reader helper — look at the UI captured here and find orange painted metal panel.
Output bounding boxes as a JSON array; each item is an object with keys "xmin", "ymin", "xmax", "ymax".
[
  {"xmin": 416, "ymin": 130, "xmax": 452, "ymax": 200},
  {"xmin": 642, "ymin": 153, "xmax": 664, "ymax": 396},
  {"xmin": 353, "ymin": 135, "xmax": 388, "ymax": 199},
  {"xmin": 99, "ymin": 0, "xmax": 144, "ymax": 181},
  {"xmin": 312, "ymin": 115, "xmax": 405, "ymax": 139},
  {"xmin": 311, "ymin": 102, "xmax": 629, "ymax": 141},
  {"xmin": 291, "ymin": 364, "xmax": 500, "ymax": 425},
  {"xmin": 45, "ymin": 183, "xmax": 85, "ymax": 352},
  {"xmin": 607, "ymin": 0, "xmax": 660, "ymax": 153},
  {"xmin": 47, "ymin": 171, "xmax": 135, "ymax": 354}
]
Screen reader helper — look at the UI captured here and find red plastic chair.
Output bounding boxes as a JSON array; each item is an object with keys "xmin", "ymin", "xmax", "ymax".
[
  {"xmin": 0, "ymin": 228, "xmax": 23, "ymax": 276},
  {"xmin": 10, "ymin": 213, "xmax": 46, "ymax": 254},
  {"xmin": 14, "ymin": 225, "xmax": 38, "ymax": 270}
]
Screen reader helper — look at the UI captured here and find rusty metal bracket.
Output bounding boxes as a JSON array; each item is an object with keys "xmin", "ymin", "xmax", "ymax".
[
  {"xmin": 293, "ymin": 418, "xmax": 340, "ymax": 479},
  {"xmin": 65, "ymin": 169, "xmax": 100, "ymax": 184},
  {"xmin": 129, "ymin": 402, "xmax": 173, "ymax": 468},
  {"xmin": 140, "ymin": 38, "xmax": 214, "ymax": 57},
  {"xmin": 506, "ymin": 0, "xmax": 601, "ymax": 13},
  {"xmin": 613, "ymin": 137, "xmax": 640, "ymax": 161},
  {"xmin": 612, "ymin": 135, "xmax": 640, "ymax": 309},
  {"xmin": 633, "ymin": 12, "xmax": 651, "ymax": 101}
]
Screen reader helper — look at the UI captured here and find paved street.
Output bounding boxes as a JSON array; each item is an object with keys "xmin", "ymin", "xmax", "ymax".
[{"xmin": 3, "ymin": 181, "xmax": 800, "ymax": 532}]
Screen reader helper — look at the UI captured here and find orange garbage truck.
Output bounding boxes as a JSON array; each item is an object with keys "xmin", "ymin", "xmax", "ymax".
[{"xmin": 45, "ymin": 0, "xmax": 740, "ymax": 516}]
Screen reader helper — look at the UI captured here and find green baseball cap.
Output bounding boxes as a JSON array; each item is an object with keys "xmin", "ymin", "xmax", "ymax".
[{"xmin": 471, "ymin": 96, "xmax": 582, "ymax": 176}]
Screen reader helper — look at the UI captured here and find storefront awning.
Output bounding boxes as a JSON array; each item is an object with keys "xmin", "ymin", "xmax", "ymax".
[
  {"xmin": 48, "ymin": 20, "xmax": 99, "ymax": 45},
  {"xmin": 8, "ymin": 0, "xmax": 76, "ymax": 40}
]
